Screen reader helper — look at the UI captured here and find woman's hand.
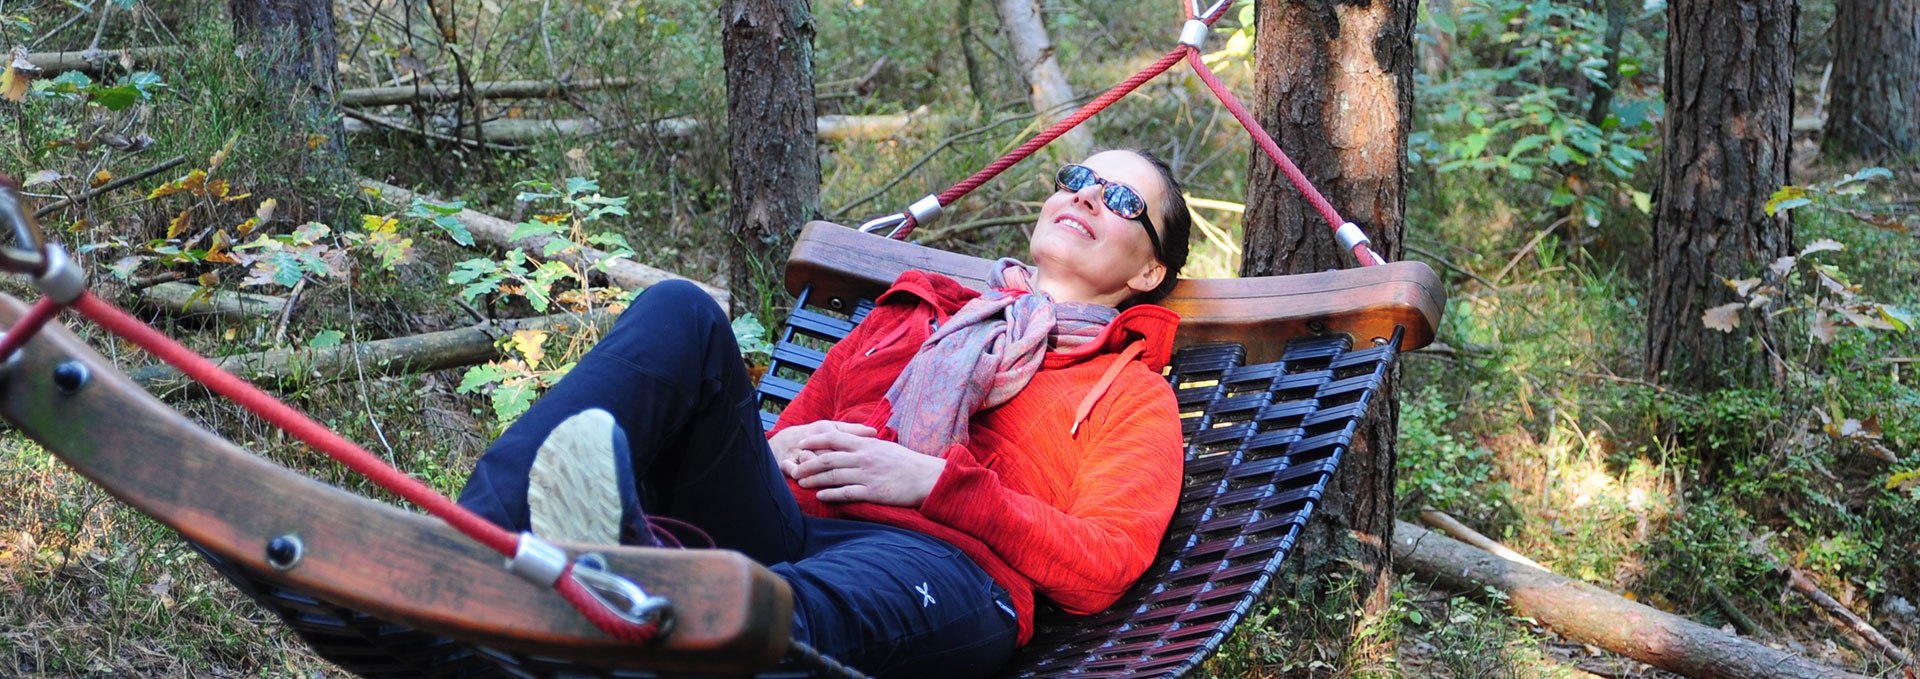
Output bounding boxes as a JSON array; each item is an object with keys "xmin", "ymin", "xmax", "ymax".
[
  {"xmin": 770, "ymin": 421, "xmax": 876, "ymax": 478},
  {"xmin": 790, "ymin": 431, "xmax": 946, "ymax": 507}
]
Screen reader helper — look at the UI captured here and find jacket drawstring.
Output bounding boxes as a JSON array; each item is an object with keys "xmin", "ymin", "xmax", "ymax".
[{"xmin": 1071, "ymin": 341, "xmax": 1146, "ymax": 437}]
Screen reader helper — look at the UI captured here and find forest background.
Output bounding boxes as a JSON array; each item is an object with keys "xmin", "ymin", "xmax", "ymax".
[{"xmin": 0, "ymin": 0, "xmax": 1916, "ymax": 676}]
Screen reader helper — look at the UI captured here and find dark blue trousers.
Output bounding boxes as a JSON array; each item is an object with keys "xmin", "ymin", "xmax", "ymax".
[{"xmin": 458, "ymin": 281, "xmax": 1019, "ymax": 678}]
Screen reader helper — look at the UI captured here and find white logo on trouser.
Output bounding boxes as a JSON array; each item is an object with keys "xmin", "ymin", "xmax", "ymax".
[{"xmin": 916, "ymin": 582, "xmax": 936, "ymax": 608}]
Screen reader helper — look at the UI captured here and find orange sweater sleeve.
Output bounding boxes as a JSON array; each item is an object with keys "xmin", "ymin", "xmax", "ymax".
[{"xmin": 917, "ymin": 365, "xmax": 1183, "ymax": 614}]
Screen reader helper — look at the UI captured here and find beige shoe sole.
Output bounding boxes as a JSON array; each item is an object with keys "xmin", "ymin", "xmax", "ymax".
[{"xmin": 527, "ymin": 408, "xmax": 622, "ymax": 545}]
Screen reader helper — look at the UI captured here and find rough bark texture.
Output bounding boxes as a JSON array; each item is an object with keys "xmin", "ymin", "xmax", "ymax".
[
  {"xmin": 229, "ymin": 0, "xmax": 342, "ymax": 137},
  {"xmin": 1395, "ymin": 521, "xmax": 1872, "ymax": 679},
  {"xmin": 995, "ymin": 0, "xmax": 1090, "ymax": 159},
  {"xmin": 1823, "ymin": 0, "xmax": 1920, "ymax": 157},
  {"xmin": 1645, "ymin": 0, "xmax": 1796, "ymax": 389},
  {"xmin": 722, "ymin": 0, "xmax": 821, "ymax": 317},
  {"xmin": 1244, "ymin": 0, "xmax": 1415, "ymax": 667}
]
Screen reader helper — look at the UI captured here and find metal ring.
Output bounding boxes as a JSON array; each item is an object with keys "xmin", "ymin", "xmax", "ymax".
[
  {"xmin": 905, "ymin": 194, "xmax": 943, "ymax": 227},
  {"xmin": 35, "ymin": 244, "xmax": 84, "ymax": 305},
  {"xmin": 1179, "ymin": 19, "xmax": 1211, "ymax": 48},
  {"xmin": 0, "ymin": 179, "xmax": 48, "ymax": 276}
]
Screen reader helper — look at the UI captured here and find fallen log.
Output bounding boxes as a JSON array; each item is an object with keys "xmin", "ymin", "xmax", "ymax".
[
  {"xmin": 23, "ymin": 47, "xmax": 179, "ymax": 74},
  {"xmin": 341, "ymin": 111, "xmax": 953, "ymax": 145},
  {"xmin": 357, "ymin": 179, "xmax": 729, "ymax": 309},
  {"xmin": 1393, "ymin": 520, "xmax": 1870, "ymax": 679},
  {"xmin": 138, "ymin": 282, "xmax": 288, "ymax": 322},
  {"xmin": 338, "ymin": 77, "xmax": 637, "ymax": 107},
  {"xmin": 130, "ymin": 310, "xmax": 614, "ymax": 395}
]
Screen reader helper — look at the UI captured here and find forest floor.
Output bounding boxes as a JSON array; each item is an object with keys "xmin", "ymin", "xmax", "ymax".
[{"xmin": 2, "ymin": 0, "xmax": 1917, "ymax": 677}]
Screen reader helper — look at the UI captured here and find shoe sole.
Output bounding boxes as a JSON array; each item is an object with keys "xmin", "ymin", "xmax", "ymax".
[{"xmin": 527, "ymin": 408, "xmax": 622, "ymax": 545}]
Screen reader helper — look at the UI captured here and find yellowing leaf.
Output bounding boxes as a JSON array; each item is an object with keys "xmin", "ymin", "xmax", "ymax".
[
  {"xmin": 0, "ymin": 48, "xmax": 36, "ymax": 103},
  {"xmin": 1769, "ymin": 256, "xmax": 1797, "ymax": 278},
  {"xmin": 510, "ymin": 329, "xmax": 549, "ymax": 369},
  {"xmin": 360, "ymin": 214, "xmax": 399, "ymax": 233},
  {"xmin": 90, "ymin": 170, "xmax": 112, "ymax": 188},
  {"xmin": 1702, "ymin": 303, "xmax": 1744, "ymax": 332},
  {"xmin": 204, "ymin": 178, "xmax": 230, "ymax": 198},
  {"xmin": 1725, "ymin": 277, "xmax": 1763, "ymax": 297},
  {"xmin": 306, "ymin": 134, "xmax": 328, "ymax": 151},
  {"xmin": 208, "ymin": 133, "xmax": 240, "ymax": 172},
  {"xmin": 205, "ymin": 230, "xmax": 236, "ymax": 264},
  {"xmin": 255, "ymin": 198, "xmax": 278, "ymax": 224},
  {"xmin": 197, "ymin": 271, "xmax": 219, "ymax": 287},
  {"xmin": 166, "ymin": 209, "xmax": 194, "ymax": 238},
  {"xmin": 147, "ymin": 181, "xmax": 186, "ymax": 200},
  {"xmin": 1888, "ymin": 469, "xmax": 1920, "ymax": 495},
  {"xmin": 179, "ymin": 169, "xmax": 207, "ymax": 192},
  {"xmin": 1799, "ymin": 238, "xmax": 1844, "ymax": 258},
  {"xmin": 221, "ymin": 192, "xmax": 252, "ymax": 203},
  {"xmin": 234, "ymin": 217, "xmax": 260, "ymax": 237}
]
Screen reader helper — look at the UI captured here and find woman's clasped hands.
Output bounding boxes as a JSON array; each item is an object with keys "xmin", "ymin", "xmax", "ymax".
[{"xmin": 769, "ymin": 420, "xmax": 946, "ymax": 507}]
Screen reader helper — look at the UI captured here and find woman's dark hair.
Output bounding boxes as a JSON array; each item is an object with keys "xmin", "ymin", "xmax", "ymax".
[{"xmin": 1117, "ymin": 147, "xmax": 1191, "ymax": 308}]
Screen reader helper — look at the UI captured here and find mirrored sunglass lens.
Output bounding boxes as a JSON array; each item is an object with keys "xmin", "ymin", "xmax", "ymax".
[
  {"xmin": 1058, "ymin": 165, "xmax": 1095, "ymax": 191},
  {"xmin": 1104, "ymin": 186, "xmax": 1144, "ymax": 218}
]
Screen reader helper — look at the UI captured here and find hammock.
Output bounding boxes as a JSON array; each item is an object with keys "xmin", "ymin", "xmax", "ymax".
[
  {"xmin": 0, "ymin": 220, "xmax": 1442, "ymax": 677},
  {"xmin": 0, "ymin": 0, "xmax": 1443, "ymax": 673}
]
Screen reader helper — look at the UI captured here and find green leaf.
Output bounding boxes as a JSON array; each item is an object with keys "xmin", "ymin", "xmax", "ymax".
[
  {"xmin": 510, "ymin": 219, "xmax": 566, "ymax": 242},
  {"xmin": 87, "ymin": 84, "xmax": 141, "ymax": 110},
  {"xmin": 1765, "ymin": 186, "xmax": 1811, "ymax": 217},
  {"xmin": 458, "ymin": 364, "xmax": 508, "ymax": 393},
  {"xmin": 564, "ymin": 177, "xmax": 600, "ymax": 197},
  {"xmin": 732, "ymin": 313, "xmax": 774, "ymax": 359},
  {"xmin": 308, "ymin": 330, "xmax": 346, "ymax": 349},
  {"xmin": 492, "ymin": 381, "xmax": 538, "ymax": 422},
  {"xmin": 1632, "ymin": 190, "xmax": 1653, "ymax": 214},
  {"xmin": 1879, "ymin": 305, "xmax": 1915, "ymax": 332},
  {"xmin": 407, "ymin": 198, "xmax": 467, "ymax": 217},
  {"xmin": 433, "ymin": 215, "xmax": 473, "ymax": 246}
]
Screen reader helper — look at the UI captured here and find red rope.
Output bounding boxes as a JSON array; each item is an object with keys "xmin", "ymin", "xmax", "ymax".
[
  {"xmin": 893, "ymin": 3, "xmax": 1237, "ymax": 240},
  {"xmin": 0, "ymin": 296, "xmax": 64, "ymax": 362},
  {"xmin": 68, "ymin": 291, "xmax": 662, "ymax": 642}
]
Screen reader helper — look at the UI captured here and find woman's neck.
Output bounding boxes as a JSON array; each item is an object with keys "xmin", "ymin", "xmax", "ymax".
[{"xmin": 1032, "ymin": 270, "xmax": 1129, "ymax": 308}]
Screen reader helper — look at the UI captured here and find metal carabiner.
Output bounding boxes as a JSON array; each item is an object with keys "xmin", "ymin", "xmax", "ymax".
[
  {"xmin": 0, "ymin": 177, "xmax": 49, "ymax": 276},
  {"xmin": 570, "ymin": 553, "xmax": 676, "ymax": 634},
  {"xmin": 1192, "ymin": 0, "xmax": 1231, "ymax": 21},
  {"xmin": 857, "ymin": 212, "xmax": 911, "ymax": 239}
]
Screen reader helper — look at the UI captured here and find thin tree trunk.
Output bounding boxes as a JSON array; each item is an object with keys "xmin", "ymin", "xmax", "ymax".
[
  {"xmin": 721, "ymin": 0, "xmax": 821, "ymax": 317},
  {"xmin": 1645, "ymin": 0, "xmax": 1796, "ymax": 389},
  {"xmin": 1823, "ymin": 0, "xmax": 1919, "ymax": 157},
  {"xmin": 1587, "ymin": 0, "xmax": 1634, "ymax": 126},
  {"xmin": 1244, "ymin": 0, "xmax": 1416, "ymax": 668},
  {"xmin": 994, "ymin": 0, "xmax": 1090, "ymax": 159}
]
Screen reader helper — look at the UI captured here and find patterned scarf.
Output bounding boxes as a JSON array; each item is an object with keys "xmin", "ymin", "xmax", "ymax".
[{"xmin": 885, "ymin": 258, "xmax": 1118, "ymax": 457}]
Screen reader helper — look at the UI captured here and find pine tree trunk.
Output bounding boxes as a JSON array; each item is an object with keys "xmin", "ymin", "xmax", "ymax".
[
  {"xmin": 229, "ymin": 0, "xmax": 340, "ymax": 140},
  {"xmin": 1243, "ymin": 0, "xmax": 1415, "ymax": 669},
  {"xmin": 1824, "ymin": 0, "xmax": 1919, "ymax": 157},
  {"xmin": 722, "ymin": 0, "xmax": 821, "ymax": 317},
  {"xmin": 1645, "ymin": 0, "xmax": 1796, "ymax": 390}
]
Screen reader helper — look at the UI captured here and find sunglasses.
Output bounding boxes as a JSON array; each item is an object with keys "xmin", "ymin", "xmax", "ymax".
[{"xmin": 1055, "ymin": 164, "xmax": 1164, "ymax": 262}]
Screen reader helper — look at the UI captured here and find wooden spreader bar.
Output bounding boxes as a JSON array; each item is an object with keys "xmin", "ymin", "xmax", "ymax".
[
  {"xmin": 786, "ymin": 221, "xmax": 1446, "ymax": 363},
  {"xmin": 0, "ymin": 293, "xmax": 794, "ymax": 675}
]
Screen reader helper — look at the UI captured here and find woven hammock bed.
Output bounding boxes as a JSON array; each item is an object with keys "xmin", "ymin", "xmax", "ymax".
[{"xmin": 0, "ymin": 219, "xmax": 1442, "ymax": 677}]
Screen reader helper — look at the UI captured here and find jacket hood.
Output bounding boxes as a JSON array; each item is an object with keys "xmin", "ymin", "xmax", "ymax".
[{"xmin": 875, "ymin": 270, "xmax": 1181, "ymax": 371}]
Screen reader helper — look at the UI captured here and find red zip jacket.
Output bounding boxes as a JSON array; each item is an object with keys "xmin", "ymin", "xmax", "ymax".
[{"xmin": 769, "ymin": 270, "xmax": 1185, "ymax": 644}]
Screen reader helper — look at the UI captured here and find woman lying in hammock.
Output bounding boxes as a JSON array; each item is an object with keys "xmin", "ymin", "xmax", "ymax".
[{"xmin": 458, "ymin": 148, "xmax": 1193, "ymax": 678}]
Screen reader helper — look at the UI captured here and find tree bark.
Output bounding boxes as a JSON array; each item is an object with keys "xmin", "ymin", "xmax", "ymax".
[
  {"xmin": 228, "ymin": 0, "xmax": 344, "ymax": 153},
  {"xmin": 1395, "ymin": 521, "xmax": 1872, "ymax": 679},
  {"xmin": 1823, "ymin": 0, "xmax": 1919, "ymax": 157},
  {"xmin": 1645, "ymin": 0, "xmax": 1796, "ymax": 390},
  {"xmin": 994, "ymin": 0, "xmax": 1090, "ymax": 159},
  {"xmin": 1244, "ymin": 0, "xmax": 1416, "ymax": 667},
  {"xmin": 138, "ymin": 282, "xmax": 288, "ymax": 322},
  {"xmin": 722, "ymin": 0, "xmax": 821, "ymax": 317}
]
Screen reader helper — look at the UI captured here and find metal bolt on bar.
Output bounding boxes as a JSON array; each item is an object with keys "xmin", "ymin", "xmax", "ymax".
[{"xmin": 506, "ymin": 532, "xmax": 571, "ymax": 586}]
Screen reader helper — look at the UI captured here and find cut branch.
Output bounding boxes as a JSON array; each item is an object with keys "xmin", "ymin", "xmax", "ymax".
[
  {"xmin": 338, "ymin": 77, "xmax": 637, "ymax": 107},
  {"xmin": 22, "ymin": 46, "xmax": 179, "ymax": 74},
  {"xmin": 137, "ymin": 282, "xmax": 288, "ymax": 322},
  {"xmin": 357, "ymin": 179, "xmax": 729, "ymax": 308},
  {"xmin": 1393, "ymin": 520, "xmax": 1871, "ymax": 679},
  {"xmin": 341, "ymin": 111, "xmax": 952, "ymax": 145},
  {"xmin": 1418, "ymin": 507, "xmax": 1547, "ymax": 570},
  {"xmin": 130, "ymin": 310, "xmax": 614, "ymax": 395}
]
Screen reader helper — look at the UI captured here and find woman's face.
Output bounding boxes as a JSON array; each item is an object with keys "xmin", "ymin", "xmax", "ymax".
[{"xmin": 1028, "ymin": 150, "xmax": 1169, "ymax": 307}]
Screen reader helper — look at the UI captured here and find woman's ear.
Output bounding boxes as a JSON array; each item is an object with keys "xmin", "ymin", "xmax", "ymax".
[{"xmin": 1128, "ymin": 261, "xmax": 1168, "ymax": 295}]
